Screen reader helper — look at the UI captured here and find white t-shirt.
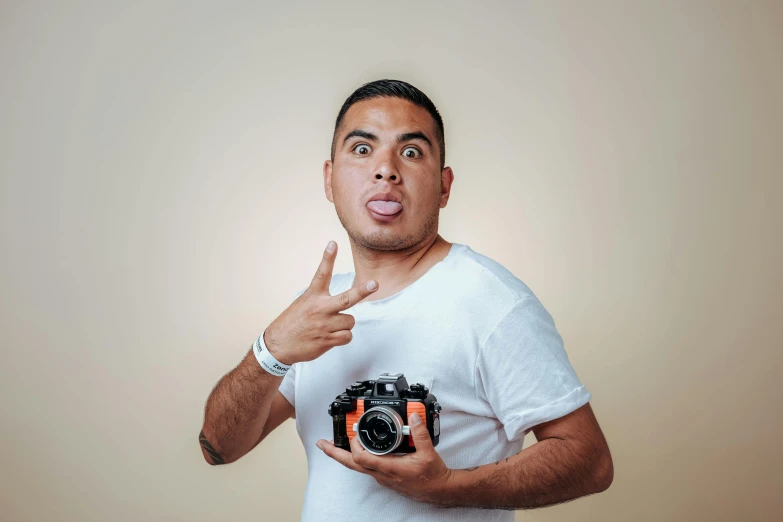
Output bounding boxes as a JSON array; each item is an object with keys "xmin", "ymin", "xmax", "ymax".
[{"xmin": 277, "ymin": 242, "xmax": 591, "ymax": 521}]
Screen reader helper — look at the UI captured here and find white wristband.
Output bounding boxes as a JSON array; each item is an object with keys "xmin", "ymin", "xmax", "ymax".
[{"xmin": 253, "ymin": 331, "xmax": 291, "ymax": 377}]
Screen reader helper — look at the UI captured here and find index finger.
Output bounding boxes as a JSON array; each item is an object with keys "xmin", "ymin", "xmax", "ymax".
[
  {"xmin": 326, "ymin": 279, "xmax": 378, "ymax": 312},
  {"xmin": 317, "ymin": 439, "xmax": 378, "ymax": 476},
  {"xmin": 308, "ymin": 241, "xmax": 337, "ymax": 294}
]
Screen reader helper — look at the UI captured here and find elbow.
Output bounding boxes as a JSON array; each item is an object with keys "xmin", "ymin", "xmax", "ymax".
[
  {"xmin": 199, "ymin": 429, "xmax": 228, "ymax": 466},
  {"xmin": 201, "ymin": 446, "xmax": 222, "ymax": 466},
  {"xmin": 593, "ymin": 450, "xmax": 614, "ymax": 493}
]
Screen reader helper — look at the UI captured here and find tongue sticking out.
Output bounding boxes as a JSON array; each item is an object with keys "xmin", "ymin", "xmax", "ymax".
[{"xmin": 367, "ymin": 200, "xmax": 403, "ymax": 216}]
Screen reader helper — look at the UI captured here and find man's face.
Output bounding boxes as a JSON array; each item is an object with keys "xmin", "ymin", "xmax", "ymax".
[{"xmin": 324, "ymin": 97, "xmax": 453, "ymax": 252}]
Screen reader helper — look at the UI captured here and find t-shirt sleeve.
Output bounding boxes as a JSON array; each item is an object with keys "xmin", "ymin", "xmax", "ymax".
[
  {"xmin": 475, "ymin": 296, "xmax": 591, "ymax": 442},
  {"xmin": 274, "ymin": 286, "xmax": 307, "ymax": 409},
  {"xmin": 277, "ymin": 363, "xmax": 297, "ymax": 408}
]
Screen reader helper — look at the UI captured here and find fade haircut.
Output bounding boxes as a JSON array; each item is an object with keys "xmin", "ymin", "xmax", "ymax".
[{"xmin": 331, "ymin": 79, "xmax": 446, "ymax": 170}]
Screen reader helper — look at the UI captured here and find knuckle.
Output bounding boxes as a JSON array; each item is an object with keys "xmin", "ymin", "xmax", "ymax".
[{"xmin": 338, "ymin": 292, "xmax": 351, "ymax": 308}]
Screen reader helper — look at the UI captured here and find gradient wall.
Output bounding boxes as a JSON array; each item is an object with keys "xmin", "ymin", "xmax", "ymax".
[{"xmin": 1, "ymin": 2, "xmax": 781, "ymax": 521}]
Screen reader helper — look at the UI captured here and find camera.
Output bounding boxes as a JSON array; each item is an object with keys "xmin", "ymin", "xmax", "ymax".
[{"xmin": 327, "ymin": 373, "xmax": 441, "ymax": 455}]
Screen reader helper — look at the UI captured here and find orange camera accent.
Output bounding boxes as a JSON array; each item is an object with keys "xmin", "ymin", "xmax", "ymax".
[
  {"xmin": 345, "ymin": 400, "xmax": 365, "ymax": 443},
  {"xmin": 407, "ymin": 402, "xmax": 426, "ymax": 447}
]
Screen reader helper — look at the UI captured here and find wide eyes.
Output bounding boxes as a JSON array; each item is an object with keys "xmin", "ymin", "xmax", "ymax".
[
  {"xmin": 351, "ymin": 143, "xmax": 423, "ymax": 159},
  {"xmin": 402, "ymin": 146, "xmax": 422, "ymax": 159}
]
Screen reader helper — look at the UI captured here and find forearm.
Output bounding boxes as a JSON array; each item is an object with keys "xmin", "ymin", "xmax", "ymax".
[
  {"xmin": 200, "ymin": 346, "xmax": 283, "ymax": 464},
  {"xmin": 435, "ymin": 437, "xmax": 613, "ymax": 510}
]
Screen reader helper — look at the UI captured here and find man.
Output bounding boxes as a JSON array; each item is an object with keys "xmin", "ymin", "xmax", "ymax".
[{"xmin": 199, "ymin": 79, "xmax": 613, "ymax": 520}]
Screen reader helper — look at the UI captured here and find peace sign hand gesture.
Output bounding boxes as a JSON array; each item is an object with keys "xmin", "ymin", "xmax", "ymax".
[{"xmin": 264, "ymin": 241, "xmax": 378, "ymax": 365}]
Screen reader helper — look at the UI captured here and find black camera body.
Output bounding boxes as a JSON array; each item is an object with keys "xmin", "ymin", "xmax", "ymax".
[{"xmin": 328, "ymin": 373, "xmax": 441, "ymax": 455}]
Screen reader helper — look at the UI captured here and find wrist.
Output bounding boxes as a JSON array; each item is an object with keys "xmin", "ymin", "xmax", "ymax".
[
  {"xmin": 263, "ymin": 327, "xmax": 296, "ymax": 365},
  {"xmin": 431, "ymin": 468, "xmax": 462, "ymax": 506},
  {"xmin": 252, "ymin": 330, "xmax": 293, "ymax": 376}
]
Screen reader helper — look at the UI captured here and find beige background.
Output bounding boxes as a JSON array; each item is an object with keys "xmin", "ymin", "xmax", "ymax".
[{"xmin": 1, "ymin": 1, "xmax": 781, "ymax": 521}]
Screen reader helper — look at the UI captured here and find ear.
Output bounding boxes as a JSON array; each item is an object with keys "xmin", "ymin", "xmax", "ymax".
[
  {"xmin": 324, "ymin": 160, "xmax": 334, "ymax": 203},
  {"xmin": 439, "ymin": 166, "xmax": 454, "ymax": 209}
]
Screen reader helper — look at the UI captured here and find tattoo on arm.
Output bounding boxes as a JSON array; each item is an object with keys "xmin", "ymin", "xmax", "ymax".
[{"xmin": 199, "ymin": 430, "xmax": 225, "ymax": 465}]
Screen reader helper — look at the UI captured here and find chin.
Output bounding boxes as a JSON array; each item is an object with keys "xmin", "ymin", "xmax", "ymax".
[
  {"xmin": 336, "ymin": 207, "xmax": 437, "ymax": 252},
  {"xmin": 356, "ymin": 231, "xmax": 413, "ymax": 251}
]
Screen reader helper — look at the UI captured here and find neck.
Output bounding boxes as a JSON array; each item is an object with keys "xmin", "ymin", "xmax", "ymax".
[{"xmin": 348, "ymin": 233, "xmax": 452, "ymax": 301}]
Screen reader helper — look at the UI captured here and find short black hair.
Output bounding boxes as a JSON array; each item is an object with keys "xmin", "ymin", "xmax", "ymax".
[{"xmin": 331, "ymin": 79, "xmax": 446, "ymax": 169}]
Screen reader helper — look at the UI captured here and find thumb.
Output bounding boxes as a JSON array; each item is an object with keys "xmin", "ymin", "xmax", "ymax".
[{"xmin": 409, "ymin": 412, "xmax": 434, "ymax": 450}]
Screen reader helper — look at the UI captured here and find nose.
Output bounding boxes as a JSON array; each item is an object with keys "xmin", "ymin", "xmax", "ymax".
[{"xmin": 373, "ymin": 148, "xmax": 401, "ymax": 183}]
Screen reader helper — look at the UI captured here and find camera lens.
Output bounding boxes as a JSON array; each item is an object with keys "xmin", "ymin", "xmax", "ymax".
[
  {"xmin": 369, "ymin": 417, "xmax": 391, "ymax": 439},
  {"xmin": 356, "ymin": 406, "xmax": 404, "ymax": 455}
]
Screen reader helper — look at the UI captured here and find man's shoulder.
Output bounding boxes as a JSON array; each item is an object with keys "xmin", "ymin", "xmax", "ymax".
[{"xmin": 448, "ymin": 243, "xmax": 538, "ymax": 305}]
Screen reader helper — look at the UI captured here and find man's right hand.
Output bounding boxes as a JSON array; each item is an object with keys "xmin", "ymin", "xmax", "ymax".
[{"xmin": 263, "ymin": 240, "xmax": 379, "ymax": 365}]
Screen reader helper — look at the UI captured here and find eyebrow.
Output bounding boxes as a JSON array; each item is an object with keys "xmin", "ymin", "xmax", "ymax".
[{"xmin": 342, "ymin": 129, "xmax": 433, "ymax": 152}]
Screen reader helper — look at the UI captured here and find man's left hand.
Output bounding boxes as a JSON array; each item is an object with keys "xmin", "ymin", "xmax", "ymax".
[{"xmin": 316, "ymin": 412, "xmax": 453, "ymax": 504}]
